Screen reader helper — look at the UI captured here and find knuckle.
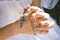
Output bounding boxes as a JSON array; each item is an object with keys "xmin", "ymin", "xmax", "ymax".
[{"xmin": 44, "ymin": 13, "xmax": 50, "ymax": 20}]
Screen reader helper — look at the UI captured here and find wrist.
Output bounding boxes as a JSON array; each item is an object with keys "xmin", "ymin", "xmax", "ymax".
[{"xmin": 31, "ymin": 0, "xmax": 41, "ymax": 7}]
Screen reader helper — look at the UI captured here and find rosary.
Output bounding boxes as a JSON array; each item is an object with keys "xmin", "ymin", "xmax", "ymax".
[{"xmin": 20, "ymin": 10, "xmax": 49, "ymax": 35}]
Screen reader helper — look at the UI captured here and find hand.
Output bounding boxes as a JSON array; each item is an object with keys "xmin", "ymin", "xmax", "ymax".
[{"xmin": 24, "ymin": 5, "xmax": 54, "ymax": 34}]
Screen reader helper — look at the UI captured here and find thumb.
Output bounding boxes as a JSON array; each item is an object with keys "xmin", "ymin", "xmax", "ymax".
[{"xmin": 24, "ymin": 5, "xmax": 30, "ymax": 13}]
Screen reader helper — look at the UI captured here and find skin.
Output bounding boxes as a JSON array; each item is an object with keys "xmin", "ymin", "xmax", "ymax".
[
  {"xmin": 24, "ymin": 5, "xmax": 54, "ymax": 34},
  {"xmin": 31, "ymin": 0, "xmax": 41, "ymax": 7}
]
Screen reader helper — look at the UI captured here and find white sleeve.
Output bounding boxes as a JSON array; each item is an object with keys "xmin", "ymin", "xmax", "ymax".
[
  {"xmin": 41, "ymin": 0, "xmax": 58, "ymax": 9},
  {"xmin": 0, "ymin": 0, "xmax": 33, "ymax": 28}
]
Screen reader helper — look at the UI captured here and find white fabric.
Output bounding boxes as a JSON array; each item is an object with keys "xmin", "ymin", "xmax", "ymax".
[
  {"xmin": 41, "ymin": 0, "xmax": 58, "ymax": 9},
  {"xmin": 0, "ymin": 0, "xmax": 32, "ymax": 28},
  {"xmin": 6, "ymin": 34, "xmax": 41, "ymax": 40}
]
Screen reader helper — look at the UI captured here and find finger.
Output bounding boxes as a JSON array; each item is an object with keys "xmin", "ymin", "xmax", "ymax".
[
  {"xmin": 43, "ymin": 13, "xmax": 50, "ymax": 20},
  {"xmin": 24, "ymin": 5, "xmax": 30, "ymax": 11},
  {"xmin": 36, "ymin": 12, "xmax": 50, "ymax": 20},
  {"xmin": 48, "ymin": 21, "xmax": 54, "ymax": 29},
  {"xmin": 34, "ymin": 28, "xmax": 49, "ymax": 34},
  {"xmin": 30, "ymin": 6, "xmax": 40, "ymax": 11},
  {"xmin": 27, "ymin": 6, "xmax": 41, "ymax": 13},
  {"xmin": 39, "ymin": 29, "xmax": 48, "ymax": 34},
  {"xmin": 31, "ymin": 12, "xmax": 50, "ymax": 21},
  {"xmin": 37, "ymin": 8, "xmax": 44, "ymax": 12},
  {"xmin": 24, "ymin": 5, "xmax": 30, "ymax": 13},
  {"xmin": 35, "ymin": 28, "xmax": 49, "ymax": 34},
  {"xmin": 39, "ymin": 20, "xmax": 49, "ymax": 27},
  {"xmin": 38, "ymin": 21, "xmax": 54, "ymax": 30},
  {"xmin": 43, "ymin": 21, "xmax": 54, "ymax": 29},
  {"xmin": 27, "ymin": 7, "xmax": 36, "ymax": 13},
  {"xmin": 31, "ymin": 12, "xmax": 44, "ymax": 22}
]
